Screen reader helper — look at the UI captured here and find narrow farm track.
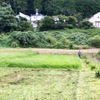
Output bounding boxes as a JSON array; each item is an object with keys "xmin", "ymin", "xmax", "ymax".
[
  {"xmin": 76, "ymin": 60, "xmax": 85, "ymax": 100},
  {"xmin": 76, "ymin": 60, "xmax": 100, "ymax": 100},
  {"xmin": 0, "ymin": 48, "xmax": 100, "ymax": 54},
  {"xmin": 76, "ymin": 60, "xmax": 90, "ymax": 100}
]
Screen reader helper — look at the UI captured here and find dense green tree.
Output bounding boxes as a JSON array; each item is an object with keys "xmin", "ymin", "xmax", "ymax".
[
  {"xmin": 60, "ymin": 0, "xmax": 76, "ymax": 16},
  {"xmin": 0, "ymin": 2, "xmax": 18, "ymax": 32},
  {"xmin": 78, "ymin": 20, "xmax": 93, "ymax": 29},
  {"xmin": 39, "ymin": 16, "xmax": 55, "ymax": 31},
  {"xmin": 34, "ymin": 0, "xmax": 42, "ymax": 12},
  {"xmin": 14, "ymin": 0, "xmax": 27, "ymax": 14},
  {"xmin": 17, "ymin": 17, "xmax": 33, "ymax": 31},
  {"xmin": 75, "ymin": 0, "xmax": 100, "ymax": 18},
  {"xmin": 26, "ymin": 0, "xmax": 34, "ymax": 15},
  {"xmin": 68, "ymin": 16, "xmax": 78, "ymax": 26},
  {"xmin": 1, "ymin": 0, "xmax": 100, "ymax": 18}
]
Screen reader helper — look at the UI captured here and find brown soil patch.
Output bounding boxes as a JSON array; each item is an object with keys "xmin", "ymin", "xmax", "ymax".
[{"xmin": 0, "ymin": 71, "xmax": 24, "ymax": 84}]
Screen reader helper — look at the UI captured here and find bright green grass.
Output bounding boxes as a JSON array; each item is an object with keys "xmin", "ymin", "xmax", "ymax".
[{"xmin": 0, "ymin": 50, "xmax": 81, "ymax": 69}]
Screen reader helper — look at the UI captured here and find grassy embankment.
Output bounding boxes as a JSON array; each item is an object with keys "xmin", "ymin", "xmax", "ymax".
[{"xmin": 0, "ymin": 28, "xmax": 100, "ymax": 48}]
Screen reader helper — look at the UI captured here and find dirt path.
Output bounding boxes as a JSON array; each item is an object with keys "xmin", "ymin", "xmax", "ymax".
[
  {"xmin": 32, "ymin": 48, "xmax": 100, "ymax": 54},
  {"xmin": 1, "ymin": 48, "xmax": 100, "ymax": 54},
  {"xmin": 76, "ymin": 60, "xmax": 100, "ymax": 100}
]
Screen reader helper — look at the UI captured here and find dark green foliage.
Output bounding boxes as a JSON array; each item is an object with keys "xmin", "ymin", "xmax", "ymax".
[
  {"xmin": 17, "ymin": 17, "xmax": 33, "ymax": 31},
  {"xmin": 73, "ymin": 45, "xmax": 90, "ymax": 49},
  {"xmin": 68, "ymin": 33, "xmax": 88, "ymax": 45},
  {"xmin": 75, "ymin": 0, "xmax": 100, "ymax": 18},
  {"xmin": 0, "ymin": 3, "xmax": 18, "ymax": 32},
  {"xmin": 1, "ymin": 28, "xmax": 100, "ymax": 48},
  {"xmin": 26, "ymin": 0, "xmax": 34, "ymax": 15},
  {"xmin": 0, "ymin": 34, "xmax": 10, "ymax": 47},
  {"xmin": 55, "ymin": 15, "xmax": 68, "ymax": 29},
  {"xmin": 95, "ymin": 70, "xmax": 100, "ymax": 78},
  {"xmin": 11, "ymin": 42, "xmax": 19, "ymax": 48},
  {"xmin": 74, "ymin": 13, "xmax": 83, "ymax": 22},
  {"xmin": 1, "ymin": 0, "xmax": 100, "ymax": 19},
  {"xmin": 68, "ymin": 42, "xmax": 74, "ymax": 49},
  {"xmin": 0, "ymin": 2, "xmax": 34, "ymax": 32},
  {"xmin": 79, "ymin": 20, "xmax": 93, "ymax": 29},
  {"xmin": 68, "ymin": 16, "xmax": 78, "ymax": 26},
  {"xmin": 10, "ymin": 31, "xmax": 38, "ymax": 47},
  {"xmin": 39, "ymin": 15, "xmax": 78, "ymax": 30},
  {"xmin": 90, "ymin": 64, "xmax": 96, "ymax": 70},
  {"xmin": 98, "ymin": 51, "xmax": 100, "ymax": 55},
  {"xmin": 88, "ymin": 35, "xmax": 100, "ymax": 48},
  {"xmin": 66, "ymin": 24, "xmax": 74, "ymax": 29},
  {"xmin": 40, "ymin": 16, "xmax": 55, "ymax": 31}
]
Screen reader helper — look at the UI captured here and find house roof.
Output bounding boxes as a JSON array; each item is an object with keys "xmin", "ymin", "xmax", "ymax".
[
  {"xmin": 19, "ymin": 12, "xmax": 30, "ymax": 20},
  {"xmin": 89, "ymin": 12, "xmax": 100, "ymax": 22},
  {"xmin": 16, "ymin": 12, "xmax": 44, "ymax": 22}
]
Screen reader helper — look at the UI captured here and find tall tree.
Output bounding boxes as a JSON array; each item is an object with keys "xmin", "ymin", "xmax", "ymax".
[
  {"xmin": 75, "ymin": 0, "xmax": 100, "ymax": 18},
  {"xmin": 0, "ymin": 2, "xmax": 18, "ymax": 32},
  {"xmin": 26, "ymin": 0, "xmax": 34, "ymax": 15},
  {"xmin": 34, "ymin": 0, "xmax": 42, "ymax": 13}
]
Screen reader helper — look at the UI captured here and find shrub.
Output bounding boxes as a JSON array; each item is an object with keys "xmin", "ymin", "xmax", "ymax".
[
  {"xmin": 11, "ymin": 42, "xmax": 19, "ymax": 48},
  {"xmin": 17, "ymin": 21, "xmax": 33, "ymax": 31},
  {"xmin": 98, "ymin": 51, "xmax": 100, "ymax": 55},
  {"xmin": 66, "ymin": 24, "xmax": 74, "ymax": 29},
  {"xmin": 90, "ymin": 64, "xmax": 96, "ymax": 70},
  {"xmin": 0, "ymin": 34, "xmax": 11, "ymax": 47},
  {"xmin": 58, "ymin": 15, "xmax": 68, "ymax": 23},
  {"xmin": 67, "ymin": 16, "xmax": 78, "ymax": 26},
  {"xmin": 88, "ymin": 35, "xmax": 100, "ymax": 48},
  {"xmin": 73, "ymin": 45, "xmax": 90, "ymax": 49},
  {"xmin": 79, "ymin": 20, "xmax": 93, "ymax": 29},
  {"xmin": 67, "ymin": 33, "xmax": 88, "ymax": 45},
  {"xmin": 45, "ymin": 36, "xmax": 57, "ymax": 45},
  {"xmin": 95, "ymin": 70, "xmax": 100, "ymax": 78},
  {"xmin": 55, "ymin": 22, "xmax": 65, "ymax": 29},
  {"xmin": 54, "ymin": 15, "xmax": 68, "ymax": 29},
  {"xmin": 10, "ymin": 31, "xmax": 38, "ymax": 47},
  {"xmin": 55, "ymin": 42, "xmax": 67, "ymax": 48},
  {"xmin": 39, "ymin": 16, "xmax": 55, "ymax": 31},
  {"xmin": 60, "ymin": 37, "xmax": 69, "ymax": 45},
  {"xmin": 68, "ymin": 42, "xmax": 74, "ymax": 49}
]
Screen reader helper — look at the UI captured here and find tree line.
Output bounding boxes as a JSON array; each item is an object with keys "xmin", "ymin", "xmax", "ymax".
[{"xmin": 1, "ymin": 0, "xmax": 100, "ymax": 18}]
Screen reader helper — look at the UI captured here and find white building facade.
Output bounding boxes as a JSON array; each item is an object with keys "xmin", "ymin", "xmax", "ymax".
[
  {"xmin": 89, "ymin": 12, "xmax": 100, "ymax": 28},
  {"xmin": 16, "ymin": 11, "xmax": 45, "ymax": 29}
]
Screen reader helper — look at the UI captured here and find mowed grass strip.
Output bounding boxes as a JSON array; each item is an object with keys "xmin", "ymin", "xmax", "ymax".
[
  {"xmin": 0, "ymin": 50, "xmax": 81, "ymax": 69},
  {"xmin": 0, "ymin": 68, "xmax": 79, "ymax": 100}
]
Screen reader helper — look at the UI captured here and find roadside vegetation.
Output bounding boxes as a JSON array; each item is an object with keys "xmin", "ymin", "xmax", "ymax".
[
  {"xmin": 0, "ymin": 28, "xmax": 100, "ymax": 49},
  {"xmin": 82, "ymin": 51, "xmax": 100, "ymax": 78}
]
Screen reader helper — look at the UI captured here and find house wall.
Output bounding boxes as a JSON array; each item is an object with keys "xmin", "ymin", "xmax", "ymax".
[{"xmin": 89, "ymin": 12, "xmax": 100, "ymax": 28}]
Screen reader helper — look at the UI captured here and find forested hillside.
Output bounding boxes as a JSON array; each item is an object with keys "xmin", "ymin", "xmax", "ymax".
[
  {"xmin": 0, "ymin": 0, "xmax": 100, "ymax": 49},
  {"xmin": 1, "ymin": 0, "xmax": 100, "ymax": 18}
]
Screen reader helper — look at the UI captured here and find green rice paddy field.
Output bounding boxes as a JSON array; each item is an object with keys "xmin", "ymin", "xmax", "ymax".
[{"xmin": 0, "ymin": 50, "xmax": 100, "ymax": 100}]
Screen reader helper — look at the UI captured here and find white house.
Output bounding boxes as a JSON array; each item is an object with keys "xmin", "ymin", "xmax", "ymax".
[
  {"xmin": 89, "ymin": 12, "xmax": 100, "ymax": 28},
  {"xmin": 16, "ymin": 9, "xmax": 45, "ymax": 29},
  {"xmin": 30, "ymin": 11, "xmax": 44, "ymax": 22},
  {"xmin": 16, "ymin": 12, "xmax": 30, "ymax": 21}
]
